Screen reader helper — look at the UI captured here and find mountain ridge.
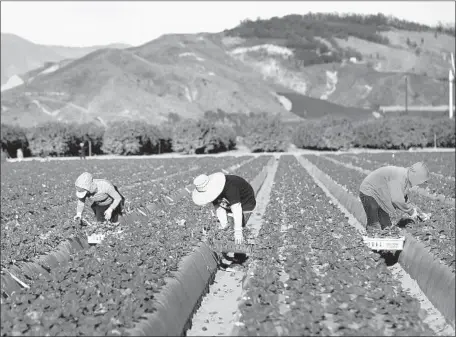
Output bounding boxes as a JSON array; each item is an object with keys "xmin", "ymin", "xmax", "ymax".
[
  {"xmin": 1, "ymin": 33, "xmax": 131, "ymax": 85},
  {"xmin": 1, "ymin": 13, "xmax": 455, "ymax": 127}
]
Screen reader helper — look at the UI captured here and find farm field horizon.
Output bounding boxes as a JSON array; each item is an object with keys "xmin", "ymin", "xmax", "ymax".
[{"xmin": 1, "ymin": 151, "xmax": 455, "ymax": 336}]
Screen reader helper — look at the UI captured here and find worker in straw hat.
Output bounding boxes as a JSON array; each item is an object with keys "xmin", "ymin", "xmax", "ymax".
[
  {"xmin": 359, "ymin": 162, "xmax": 431, "ymax": 234},
  {"xmin": 73, "ymin": 172, "xmax": 125, "ymax": 225},
  {"xmin": 192, "ymin": 172, "xmax": 256, "ymax": 245}
]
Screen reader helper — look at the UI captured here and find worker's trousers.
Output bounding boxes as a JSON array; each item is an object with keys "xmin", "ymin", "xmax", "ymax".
[
  {"xmin": 91, "ymin": 186, "xmax": 125, "ymax": 223},
  {"xmin": 359, "ymin": 192, "xmax": 392, "ymax": 230},
  {"xmin": 91, "ymin": 203, "xmax": 123, "ymax": 223}
]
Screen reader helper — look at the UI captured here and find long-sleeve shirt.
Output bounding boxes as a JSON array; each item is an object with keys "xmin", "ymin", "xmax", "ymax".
[
  {"xmin": 76, "ymin": 179, "xmax": 122, "ymax": 215},
  {"xmin": 359, "ymin": 166, "xmax": 414, "ymax": 216}
]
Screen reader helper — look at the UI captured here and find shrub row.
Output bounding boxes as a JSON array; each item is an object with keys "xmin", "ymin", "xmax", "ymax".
[
  {"xmin": 2, "ymin": 115, "xmax": 453, "ymax": 158},
  {"xmin": 292, "ymin": 116, "xmax": 456, "ymax": 151},
  {"xmin": 1, "ymin": 112, "xmax": 292, "ymax": 158},
  {"xmin": 1, "ymin": 121, "xmax": 172, "ymax": 158},
  {"xmin": 172, "ymin": 120, "xmax": 236, "ymax": 154}
]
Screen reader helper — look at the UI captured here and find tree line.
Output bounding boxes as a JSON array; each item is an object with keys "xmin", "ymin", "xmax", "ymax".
[{"xmin": 1, "ymin": 114, "xmax": 454, "ymax": 160}]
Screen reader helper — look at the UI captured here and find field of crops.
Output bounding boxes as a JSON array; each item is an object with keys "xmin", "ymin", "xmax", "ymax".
[
  {"xmin": 1, "ymin": 151, "xmax": 454, "ymax": 336},
  {"xmin": 307, "ymin": 153, "xmax": 455, "ymax": 273}
]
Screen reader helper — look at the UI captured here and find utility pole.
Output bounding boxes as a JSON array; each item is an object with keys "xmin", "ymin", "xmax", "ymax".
[
  {"xmin": 450, "ymin": 52, "xmax": 455, "ymax": 119},
  {"xmin": 405, "ymin": 76, "xmax": 408, "ymax": 114}
]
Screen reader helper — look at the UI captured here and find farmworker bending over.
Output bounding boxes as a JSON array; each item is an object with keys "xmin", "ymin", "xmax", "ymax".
[
  {"xmin": 73, "ymin": 172, "xmax": 125, "ymax": 224},
  {"xmin": 192, "ymin": 173, "xmax": 256, "ymax": 245},
  {"xmin": 359, "ymin": 162, "xmax": 430, "ymax": 234}
]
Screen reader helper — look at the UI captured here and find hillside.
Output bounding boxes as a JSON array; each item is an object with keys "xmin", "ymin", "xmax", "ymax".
[
  {"xmin": 1, "ymin": 13, "xmax": 455, "ymax": 126},
  {"xmin": 223, "ymin": 13, "xmax": 455, "ymax": 109},
  {"xmin": 0, "ymin": 34, "xmax": 298, "ymax": 127},
  {"xmin": 0, "ymin": 33, "xmax": 130, "ymax": 86}
]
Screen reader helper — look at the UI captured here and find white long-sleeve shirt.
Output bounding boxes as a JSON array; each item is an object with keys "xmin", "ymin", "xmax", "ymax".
[{"xmin": 215, "ymin": 203, "xmax": 244, "ymax": 230}]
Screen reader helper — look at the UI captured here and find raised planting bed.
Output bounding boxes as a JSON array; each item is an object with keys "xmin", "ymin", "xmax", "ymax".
[
  {"xmin": 234, "ymin": 155, "xmax": 434, "ymax": 336},
  {"xmin": 0, "ymin": 156, "xmax": 272, "ymax": 336},
  {"xmin": 301, "ymin": 155, "xmax": 455, "ymax": 328},
  {"xmin": 326, "ymin": 153, "xmax": 455, "ymax": 199},
  {"xmin": 1, "ymin": 156, "xmax": 251, "ymax": 267}
]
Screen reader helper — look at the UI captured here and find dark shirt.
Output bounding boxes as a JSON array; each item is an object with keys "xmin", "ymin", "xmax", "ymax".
[{"xmin": 212, "ymin": 175, "xmax": 256, "ymax": 211}]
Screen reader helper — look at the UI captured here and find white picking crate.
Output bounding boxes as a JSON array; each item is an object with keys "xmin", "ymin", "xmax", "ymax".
[
  {"xmin": 87, "ymin": 228, "xmax": 124, "ymax": 244},
  {"xmin": 362, "ymin": 236, "xmax": 405, "ymax": 251},
  {"xmin": 87, "ymin": 233, "xmax": 105, "ymax": 244}
]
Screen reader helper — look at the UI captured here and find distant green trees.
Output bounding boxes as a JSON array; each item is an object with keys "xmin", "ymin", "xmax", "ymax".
[
  {"xmin": 292, "ymin": 116, "xmax": 455, "ymax": 150},
  {"xmin": 101, "ymin": 121, "xmax": 171, "ymax": 155},
  {"xmin": 26, "ymin": 122, "xmax": 73, "ymax": 157},
  {"xmin": 1, "ymin": 124, "xmax": 30, "ymax": 158},
  {"xmin": 172, "ymin": 119, "xmax": 236, "ymax": 154},
  {"xmin": 1, "ymin": 113, "xmax": 454, "ymax": 159},
  {"xmin": 242, "ymin": 114, "xmax": 289, "ymax": 152}
]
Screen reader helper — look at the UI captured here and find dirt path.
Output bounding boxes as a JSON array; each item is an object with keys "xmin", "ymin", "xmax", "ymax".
[{"xmin": 186, "ymin": 159, "xmax": 279, "ymax": 336}]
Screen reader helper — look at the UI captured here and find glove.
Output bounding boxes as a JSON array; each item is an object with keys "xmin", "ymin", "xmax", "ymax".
[
  {"xmin": 104, "ymin": 208, "xmax": 113, "ymax": 221},
  {"xmin": 409, "ymin": 208, "xmax": 419, "ymax": 220},
  {"xmin": 418, "ymin": 212, "xmax": 431, "ymax": 222},
  {"xmin": 74, "ymin": 213, "xmax": 82, "ymax": 221},
  {"xmin": 219, "ymin": 222, "xmax": 228, "ymax": 230},
  {"xmin": 234, "ymin": 229, "xmax": 244, "ymax": 245}
]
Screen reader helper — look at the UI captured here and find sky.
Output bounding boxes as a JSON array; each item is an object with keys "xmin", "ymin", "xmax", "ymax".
[{"xmin": 1, "ymin": 1, "xmax": 455, "ymax": 47}]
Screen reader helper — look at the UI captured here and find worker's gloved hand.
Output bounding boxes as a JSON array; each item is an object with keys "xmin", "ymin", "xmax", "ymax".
[
  {"xmin": 234, "ymin": 229, "xmax": 244, "ymax": 245},
  {"xmin": 104, "ymin": 208, "xmax": 113, "ymax": 221},
  {"xmin": 73, "ymin": 213, "xmax": 82, "ymax": 221},
  {"xmin": 409, "ymin": 208, "xmax": 419, "ymax": 220},
  {"xmin": 418, "ymin": 212, "xmax": 431, "ymax": 222},
  {"xmin": 219, "ymin": 221, "xmax": 229, "ymax": 230}
]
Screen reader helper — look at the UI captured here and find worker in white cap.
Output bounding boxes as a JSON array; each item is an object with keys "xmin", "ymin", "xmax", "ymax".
[
  {"xmin": 192, "ymin": 172, "xmax": 256, "ymax": 245},
  {"xmin": 73, "ymin": 172, "xmax": 125, "ymax": 224},
  {"xmin": 359, "ymin": 162, "xmax": 431, "ymax": 234}
]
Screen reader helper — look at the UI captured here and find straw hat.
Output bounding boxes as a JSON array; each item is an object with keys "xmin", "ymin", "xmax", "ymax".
[
  {"xmin": 192, "ymin": 172, "xmax": 226, "ymax": 206},
  {"xmin": 75, "ymin": 172, "xmax": 95, "ymax": 198}
]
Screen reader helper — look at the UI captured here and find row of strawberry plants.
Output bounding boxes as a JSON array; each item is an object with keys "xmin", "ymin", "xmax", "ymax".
[
  {"xmin": 305, "ymin": 154, "xmax": 455, "ymax": 273},
  {"xmin": 0, "ymin": 156, "xmax": 250, "ymax": 267},
  {"xmin": 0, "ymin": 157, "xmax": 213, "ymax": 221},
  {"xmin": 236, "ymin": 155, "xmax": 433, "ymax": 336},
  {"xmin": 338, "ymin": 152, "xmax": 455, "ymax": 179},
  {"xmin": 0, "ymin": 156, "xmax": 271, "ymax": 336},
  {"xmin": 326, "ymin": 153, "xmax": 455, "ymax": 199}
]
